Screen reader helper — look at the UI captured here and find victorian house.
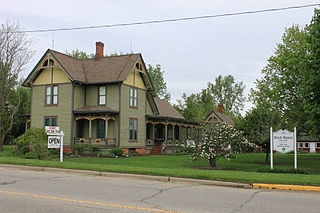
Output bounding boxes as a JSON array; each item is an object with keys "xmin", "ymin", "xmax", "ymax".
[{"xmin": 23, "ymin": 42, "xmax": 198, "ymax": 154}]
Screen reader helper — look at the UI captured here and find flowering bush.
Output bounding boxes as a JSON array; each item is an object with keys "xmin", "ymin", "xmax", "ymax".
[{"xmin": 192, "ymin": 122, "xmax": 251, "ymax": 167}]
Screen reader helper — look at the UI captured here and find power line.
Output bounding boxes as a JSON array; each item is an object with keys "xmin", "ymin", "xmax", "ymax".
[{"xmin": 16, "ymin": 4, "xmax": 320, "ymax": 33}]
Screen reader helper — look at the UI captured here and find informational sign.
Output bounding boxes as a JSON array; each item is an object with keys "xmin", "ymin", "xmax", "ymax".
[
  {"xmin": 273, "ymin": 129, "xmax": 294, "ymax": 154},
  {"xmin": 48, "ymin": 136, "xmax": 61, "ymax": 149},
  {"xmin": 45, "ymin": 126, "xmax": 64, "ymax": 162},
  {"xmin": 270, "ymin": 127, "xmax": 297, "ymax": 170}
]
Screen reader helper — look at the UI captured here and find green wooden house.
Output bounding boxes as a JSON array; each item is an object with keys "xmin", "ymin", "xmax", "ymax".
[{"xmin": 23, "ymin": 42, "xmax": 198, "ymax": 154}]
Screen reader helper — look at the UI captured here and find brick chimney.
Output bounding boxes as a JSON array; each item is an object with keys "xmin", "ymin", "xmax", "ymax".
[
  {"xmin": 95, "ymin": 42, "xmax": 104, "ymax": 59},
  {"xmin": 217, "ymin": 104, "xmax": 224, "ymax": 113}
]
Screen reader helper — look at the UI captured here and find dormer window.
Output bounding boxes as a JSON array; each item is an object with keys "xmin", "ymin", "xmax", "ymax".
[
  {"xmin": 98, "ymin": 86, "xmax": 106, "ymax": 105},
  {"xmin": 135, "ymin": 63, "xmax": 142, "ymax": 71}
]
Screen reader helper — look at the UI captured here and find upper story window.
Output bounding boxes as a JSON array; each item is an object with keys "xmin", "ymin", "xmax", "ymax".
[
  {"xmin": 98, "ymin": 86, "xmax": 106, "ymax": 105},
  {"xmin": 45, "ymin": 85, "xmax": 58, "ymax": 105},
  {"xmin": 129, "ymin": 87, "xmax": 138, "ymax": 108}
]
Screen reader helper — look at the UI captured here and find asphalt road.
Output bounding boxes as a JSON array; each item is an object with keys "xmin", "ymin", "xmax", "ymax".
[{"xmin": 0, "ymin": 167, "xmax": 319, "ymax": 213}]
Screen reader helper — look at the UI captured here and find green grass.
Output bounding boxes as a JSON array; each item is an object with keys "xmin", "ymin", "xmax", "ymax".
[{"xmin": 1, "ymin": 146, "xmax": 320, "ymax": 186}]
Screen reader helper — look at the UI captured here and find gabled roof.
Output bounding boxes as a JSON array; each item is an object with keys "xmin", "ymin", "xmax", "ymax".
[
  {"xmin": 24, "ymin": 49, "xmax": 145, "ymax": 86},
  {"xmin": 154, "ymin": 98, "xmax": 185, "ymax": 119},
  {"xmin": 204, "ymin": 110, "xmax": 235, "ymax": 126}
]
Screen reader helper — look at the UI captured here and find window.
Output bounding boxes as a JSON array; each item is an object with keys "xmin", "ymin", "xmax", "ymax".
[
  {"xmin": 45, "ymin": 85, "xmax": 58, "ymax": 105},
  {"xmin": 299, "ymin": 143, "xmax": 303, "ymax": 148},
  {"xmin": 129, "ymin": 118, "xmax": 138, "ymax": 141},
  {"xmin": 98, "ymin": 86, "xmax": 106, "ymax": 105},
  {"xmin": 305, "ymin": 143, "xmax": 309, "ymax": 148},
  {"xmin": 44, "ymin": 117, "xmax": 57, "ymax": 126},
  {"xmin": 129, "ymin": 87, "xmax": 138, "ymax": 107},
  {"xmin": 317, "ymin": 143, "xmax": 320, "ymax": 148},
  {"xmin": 135, "ymin": 63, "xmax": 142, "ymax": 70}
]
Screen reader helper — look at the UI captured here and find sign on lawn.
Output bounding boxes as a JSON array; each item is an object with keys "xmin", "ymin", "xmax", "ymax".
[
  {"xmin": 48, "ymin": 136, "xmax": 61, "ymax": 149},
  {"xmin": 273, "ymin": 129, "xmax": 294, "ymax": 154},
  {"xmin": 45, "ymin": 126, "xmax": 60, "ymax": 134},
  {"xmin": 45, "ymin": 126, "xmax": 64, "ymax": 162},
  {"xmin": 270, "ymin": 127, "xmax": 297, "ymax": 170}
]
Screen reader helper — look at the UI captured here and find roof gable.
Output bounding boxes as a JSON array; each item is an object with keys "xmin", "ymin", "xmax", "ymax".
[
  {"xmin": 23, "ymin": 50, "xmax": 73, "ymax": 87},
  {"xmin": 204, "ymin": 111, "xmax": 235, "ymax": 126}
]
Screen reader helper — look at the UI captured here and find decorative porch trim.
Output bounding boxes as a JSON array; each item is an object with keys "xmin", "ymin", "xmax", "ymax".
[{"xmin": 75, "ymin": 117, "xmax": 116, "ymax": 121}]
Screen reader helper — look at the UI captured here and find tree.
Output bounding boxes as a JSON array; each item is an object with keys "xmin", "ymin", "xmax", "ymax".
[
  {"xmin": 192, "ymin": 122, "xmax": 249, "ymax": 167},
  {"xmin": 66, "ymin": 49, "xmax": 94, "ymax": 59},
  {"xmin": 250, "ymin": 25, "xmax": 308, "ymax": 131},
  {"xmin": 302, "ymin": 9, "xmax": 320, "ymax": 136},
  {"xmin": 176, "ymin": 74, "xmax": 245, "ymax": 121},
  {"xmin": 175, "ymin": 90, "xmax": 215, "ymax": 121},
  {"xmin": 0, "ymin": 23, "xmax": 33, "ymax": 151},
  {"xmin": 207, "ymin": 75, "xmax": 245, "ymax": 116},
  {"xmin": 236, "ymin": 105, "xmax": 281, "ymax": 163},
  {"xmin": 6, "ymin": 85, "xmax": 31, "ymax": 143},
  {"xmin": 147, "ymin": 64, "xmax": 171, "ymax": 101}
]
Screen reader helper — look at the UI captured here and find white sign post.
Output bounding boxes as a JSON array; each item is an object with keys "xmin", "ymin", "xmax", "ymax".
[
  {"xmin": 46, "ymin": 126, "xmax": 64, "ymax": 162},
  {"xmin": 270, "ymin": 128, "xmax": 297, "ymax": 170}
]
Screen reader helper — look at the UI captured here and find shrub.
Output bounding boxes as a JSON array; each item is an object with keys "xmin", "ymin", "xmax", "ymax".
[
  {"xmin": 74, "ymin": 144, "xmax": 84, "ymax": 155},
  {"xmin": 14, "ymin": 128, "xmax": 50, "ymax": 159},
  {"xmin": 89, "ymin": 144, "xmax": 99, "ymax": 153},
  {"xmin": 110, "ymin": 148, "xmax": 123, "ymax": 156},
  {"xmin": 257, "ymin": 168, "xmax": 310, "ymax": 174}
]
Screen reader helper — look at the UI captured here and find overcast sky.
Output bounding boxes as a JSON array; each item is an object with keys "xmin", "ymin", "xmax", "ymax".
[{"xmin": 1, "ymin": 0, "xmax": 318, "ymax": 113}]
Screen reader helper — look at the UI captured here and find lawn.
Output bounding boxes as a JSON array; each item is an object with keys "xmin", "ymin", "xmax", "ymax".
[{"xmin": 1, "ymin": 146, "xmax": 320, "ymax": 186}]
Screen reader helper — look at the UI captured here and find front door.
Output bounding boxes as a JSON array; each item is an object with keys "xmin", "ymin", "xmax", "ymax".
[{"xmin": 97, "ymin": 120, "xmax": 105, "ymax": 139}]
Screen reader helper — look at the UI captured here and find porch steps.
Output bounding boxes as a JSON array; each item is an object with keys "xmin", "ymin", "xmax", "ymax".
[{"xmin": 149, "ymin": 145, "xmax": 161, "ymax": 155}]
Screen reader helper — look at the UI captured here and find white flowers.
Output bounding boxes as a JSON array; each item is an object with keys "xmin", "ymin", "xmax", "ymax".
[{"xmin": 192, "ymin": 122, "xmax": 250, "ymax": 167}]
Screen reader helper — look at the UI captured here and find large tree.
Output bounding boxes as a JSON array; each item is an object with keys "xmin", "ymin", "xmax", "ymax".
[
  {"xmin": 302, "ymin": 9, "xmax": 320, "ymax": 136},
  {"xmin": 207, "ymin": 75, "xmax": 245, "ymax": 115},
  {"xmin": 0, "ymin": 22, "xmax": 33, "ymax": 151},
  {"xmin": 147, "ymin": 64, "xmax": 171, "ymax": 101},
  {"xmin": 176, "ymin": 74, "xmax": 245, "ymax": 121},
  {"xmin": 250, "ymin": 25, "xmax": 308, "ymax": 131}
]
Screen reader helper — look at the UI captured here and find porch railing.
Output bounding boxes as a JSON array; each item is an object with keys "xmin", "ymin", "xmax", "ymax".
[{"xmin": 74, "ymin": 137, "xmax": 116, "ymax": 147}]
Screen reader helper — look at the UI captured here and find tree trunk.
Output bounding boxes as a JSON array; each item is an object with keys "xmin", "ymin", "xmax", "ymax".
[
  {"xmin": 265, "ymin": 151, "xmax": 269, "ymax": 163},
  {"xmin": 209, "ymin": 157, "xmax": 217, "ymax": 168}
]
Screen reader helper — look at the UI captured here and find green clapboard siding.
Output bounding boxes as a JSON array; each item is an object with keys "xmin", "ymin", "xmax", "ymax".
[
  {"xmin": 119, "ymin": 84, "xmax": 146, "ymax": 148},
  {"xmin": 31, "ymin": 83, "xmax": 73, "ymax": 146}
]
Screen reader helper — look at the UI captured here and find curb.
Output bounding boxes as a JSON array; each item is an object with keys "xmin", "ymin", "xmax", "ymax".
[
  {"xmin": 252, "ymin": 183, "xmax": 320, "ymax": 192},
  {"xmin": 0, "ymin": 164, "xmax": 250, "ymax": 189}
]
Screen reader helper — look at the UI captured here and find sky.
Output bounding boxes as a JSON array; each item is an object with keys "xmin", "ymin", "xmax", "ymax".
[{"xmin": 0, "ymin": 0, "xmax": 318, "ymax": 113}]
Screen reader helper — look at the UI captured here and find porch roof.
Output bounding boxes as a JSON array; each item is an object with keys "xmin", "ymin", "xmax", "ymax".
[
  {"xmin": 73, "ymin": 106, "xmax": 118, "ymax": 114},
  {"xmin": 146, "ymin": 115, "xmax": 199, "ymax": 126}
]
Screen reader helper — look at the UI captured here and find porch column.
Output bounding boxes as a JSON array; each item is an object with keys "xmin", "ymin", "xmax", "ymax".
[
  {"xmin": 172, "ymin": 125, "xmax": 175, "ymax": 141},
  {"xmin": 152, "ymin": 123, "xmax": 155, "ymax": 143},
  {"xmin": 25, "ymin": 122, "xmax": 28, "ymax": 132},
  {"xmin": 105, "ymin": 119, "xmax": 109, "ymax": 140},
  {"xmin": 165, "ymin": 123, "xmax": 168, "ymax": 141},
  {"xmin": 89, "ymin": 119, "xmax": 92, "ymax": 138}
]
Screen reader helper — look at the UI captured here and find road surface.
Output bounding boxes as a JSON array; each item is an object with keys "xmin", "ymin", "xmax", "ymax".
[{"xmin": 0, "ymin": 167, "xmax": 319, "ymax": 213}]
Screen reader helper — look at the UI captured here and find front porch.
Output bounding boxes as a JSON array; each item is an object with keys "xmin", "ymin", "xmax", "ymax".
[
  {"xmin": 145, "ymin": 120, "xmax": 199, "ymax": 154},
  {"xmin": 73, "ymin": 112, "xmax": 118, "ymax": 152}
]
